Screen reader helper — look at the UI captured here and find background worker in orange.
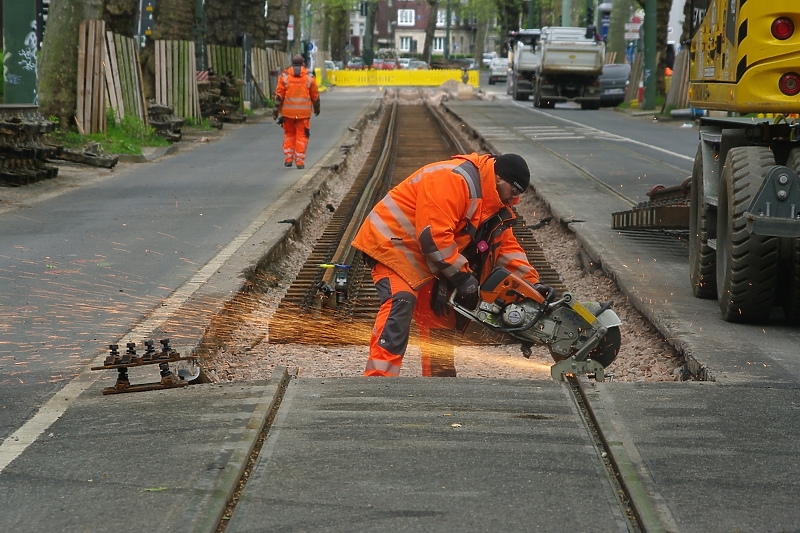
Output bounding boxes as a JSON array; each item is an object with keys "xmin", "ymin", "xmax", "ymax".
[
  {"xmin": 273, "ymin": 54, "xmax": 320, "ymax": 170},
  {"xmin": 352, "ymin": 152, "xmax": 551, "ymax": 377}
]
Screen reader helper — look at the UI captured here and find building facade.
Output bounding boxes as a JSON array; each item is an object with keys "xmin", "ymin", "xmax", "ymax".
[{"xmin": 349, "ymin": 0, "xmax": 479, "ymax": 59}]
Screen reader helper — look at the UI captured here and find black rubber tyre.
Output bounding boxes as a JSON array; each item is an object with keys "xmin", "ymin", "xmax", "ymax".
[
  {"xmin": 488, "ymin": 77, "xmax": 495, "ymax": 85},
  {"xmin": 716, "ymin": 147, "xmax": 779, "ymax": 322},
  {"xmin": 689, "ymin": 145, "xmax": 717, "ymax": 298},
  {"xmin": 588, "ymin": 326, "xmax": 621, "ymax": 368},
  {"xmin": 781, "ymin": 148, "xmax": 800, "ymax": 323}
]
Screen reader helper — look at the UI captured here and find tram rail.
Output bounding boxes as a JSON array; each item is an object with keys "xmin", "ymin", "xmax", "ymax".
[{"xmin": 269, "ymin": 92, "xmax": 565, "ymax": 344}]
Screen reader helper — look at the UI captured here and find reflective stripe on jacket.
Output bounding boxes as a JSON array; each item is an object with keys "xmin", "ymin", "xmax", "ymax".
[
  {"xmin": 276, "ymin": 66, "xmax": 319, "ymax": 119},
  {"xmin": 352, "ymin": 152, "xmax": 540, "ymax": 289}
]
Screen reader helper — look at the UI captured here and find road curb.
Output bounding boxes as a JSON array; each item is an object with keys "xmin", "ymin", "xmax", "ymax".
[{"xmin": 117, "ymin": 144, "xmax": 179, "ymax": 163}]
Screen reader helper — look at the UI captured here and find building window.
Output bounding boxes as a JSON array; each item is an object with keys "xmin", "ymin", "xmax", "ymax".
[
  {"xmin": 436, "ymin": 10, "xmax": 446, "ymax": 27},
  {"xmin": 399, "ymin": 36, "xmax": 411, "ymax": 51},
  {"xmin": 398, "ymin": 9, "xmax": 415, "ymax": 26},
  {"xmin": 433, "ymin": 37, "xmax": 444, "ymax": 51}
]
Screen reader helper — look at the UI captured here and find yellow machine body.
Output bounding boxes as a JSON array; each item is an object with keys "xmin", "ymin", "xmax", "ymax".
[{"xmin": 689, "ymin": 0, "xmax": 800, "ymax": 113}]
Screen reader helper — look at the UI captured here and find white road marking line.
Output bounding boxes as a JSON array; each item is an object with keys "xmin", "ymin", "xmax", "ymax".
[
  {"xmin": 0, "ymin": 146, "xmax": 338, "ymax": 473},
  {"xmin": 515, "ymin": 101, "xmax": 695, "ymax": 161}
]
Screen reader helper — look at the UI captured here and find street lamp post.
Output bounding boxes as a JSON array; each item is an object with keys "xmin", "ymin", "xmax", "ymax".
[
  {"xmin": 445, "ymin": 0, "xmax": 451, "ymax": 60},
  {"xmin": 527, "ymin": 0, "xmax": 535, "ymax": 29}
]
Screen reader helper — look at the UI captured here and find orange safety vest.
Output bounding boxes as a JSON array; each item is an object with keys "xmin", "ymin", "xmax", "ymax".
[
  {"xmin": 352, "ymin": 152, "xmax": 540, "ymax": 289},
  {"xmin": 275, "ymin": 65, "xmax": 319, "ymax": 119}
]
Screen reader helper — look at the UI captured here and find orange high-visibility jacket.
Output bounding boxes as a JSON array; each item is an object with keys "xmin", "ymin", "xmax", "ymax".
[
  {"xmin": 275, "ymin": 65, "xmax": 319, "ymax": 119},
  {"xmin": 352, "ymin": 152, "xmax": 540, "ymax": 290}
]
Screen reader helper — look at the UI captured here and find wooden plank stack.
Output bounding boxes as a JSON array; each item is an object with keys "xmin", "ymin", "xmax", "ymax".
[
  {"xmin": 207, "ymin": 45, "xmax": 243, "ymax": 82},
  {"xmin": 664, "ymin": 49, "xmax": 691, "ymax": 111},
  {"xmin": 76, "ymin": 21, "xmax": 148, "ymax": 133},
  {"xmin": 624, "ymin": 51, "xmax": 643, "ymax": 104},
  {"xmin": 154, "ymin": 40, "xmax": 201, "ymax": 120},
  {"xmin": 105, "ymin": 32, "xmax": 148, "ymax": 126},
  {"xmin": 264, "ymin": 48, "xmax": 291, "ymax": 98},
  {"xmin": 76, "ymin": 20, "xmax": 106, "ymax": 134}
]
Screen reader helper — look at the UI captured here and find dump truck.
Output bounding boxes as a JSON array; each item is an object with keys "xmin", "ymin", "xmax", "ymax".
[
  {"xmin": 507, "ymin": 29, "xmax": 541, "ymax": 101},
  {"xmin": 533, "ymin": 26, "xmax": 605, "ymax": 109},
  {"xmin": 688, "ymin": 0, "xmax": 800, "ymax": 323}
]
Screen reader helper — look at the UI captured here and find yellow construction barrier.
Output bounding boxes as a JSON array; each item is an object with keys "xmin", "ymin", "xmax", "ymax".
[{"xmin": 314, "ymin": 68, "xmax": 479, "ymax": 88}]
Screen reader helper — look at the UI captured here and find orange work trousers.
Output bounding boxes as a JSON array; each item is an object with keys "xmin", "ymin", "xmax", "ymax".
[
  {"xmin": 363, "ymin": 262, "xmax": 457, "ymax": 377},
  {"xmin": 282, "ymin": 117, "xmax": 310, "ymax": 166}
]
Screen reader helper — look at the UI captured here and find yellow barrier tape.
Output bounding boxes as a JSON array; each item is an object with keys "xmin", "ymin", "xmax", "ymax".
[{"xmin": 314, "ymin": 68, "xmax": 479, "ymax": 88}]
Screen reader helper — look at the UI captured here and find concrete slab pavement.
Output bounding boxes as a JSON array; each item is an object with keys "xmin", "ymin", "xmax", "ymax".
[{"xmin": 225, "ymin": 378, "xmax": 631, "ymax": 533}]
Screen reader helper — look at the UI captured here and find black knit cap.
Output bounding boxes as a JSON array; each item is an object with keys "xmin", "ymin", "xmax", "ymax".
[
  {"xmin": 494, "ymin": 153, "xmax": 530, "ymax": 193},
  {"xmin": 292, "ymin": 54, "xmax": 305, "ymax": 65}
]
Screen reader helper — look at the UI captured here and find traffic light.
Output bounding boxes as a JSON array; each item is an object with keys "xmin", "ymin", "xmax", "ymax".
[
  {"xmin": 586, "ymin": 5, "xmax": 595, "ymax": 26},
  {"xmin": 360, "ymin": 1, "xmax": 368, "ymax": 17}
]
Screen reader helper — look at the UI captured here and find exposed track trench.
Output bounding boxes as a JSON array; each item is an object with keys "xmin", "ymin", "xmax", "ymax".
[
  {"xmin": 269, "ymin": 93, "xmax": 564, "ymax": 344},
  {"xmin": 213, "ymin": 93, "xmax": 679, "ymax": 533}
]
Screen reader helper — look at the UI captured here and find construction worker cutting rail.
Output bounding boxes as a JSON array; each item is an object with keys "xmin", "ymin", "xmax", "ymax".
[
  {"xmin": 273, "ymin": 54, "xmax": 320, "ymax": 170},
  {"xmin": 352, "ymin": 152, "xmax": 622, "ymax": 381}
]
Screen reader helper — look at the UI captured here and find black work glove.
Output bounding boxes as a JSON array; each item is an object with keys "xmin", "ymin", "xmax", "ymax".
[
  {"xmin": 272, "ymin": 109, "xmax": 279, "ymax": 120},
  {"xmin": 454, "ymin": 275, "xmax": 480, "ymax": 310},
  {"xmin": 430, "ymin": 277, "xmax": 451, "ymax": 317},
  {"xmin": 533, "ymin": 283, "xmax": 556, "ymax": 303}
]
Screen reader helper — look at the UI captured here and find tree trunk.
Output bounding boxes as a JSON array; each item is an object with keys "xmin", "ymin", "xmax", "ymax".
[
  {"xmin": 139, "ymin": 0, "xmax": 196, "ymax": 100},
  {"xmin": 104, "ymin": 0, "xmax": 137, "ymax": 37},
  {"xmin": 607, "ymin": 0, "xmax": 636, "ymax": 64},
  {"xmin": 329, "ymin": 4, "xmax": 349, "ymax": 62},
  {"xmin": 39, "ymin": 0, "xmax": 105, "ymax": 129},
  {"xmin": 422, "ymin": 0, "xmax": 439, "ymax": 63},
  {"xmin": 655, "ymin": 0, "xmax": 670, "ymax": 96},
  {"xmin": 473, "ymin": 18, "xmax": 486, "ymax": 65},
  {"xmin": 205, "ymin": 0, "xmax": 268, "ymax": 47},
  {"xmin": 265, "ymin": 0, "xmax": 291, "ymax": 52}
]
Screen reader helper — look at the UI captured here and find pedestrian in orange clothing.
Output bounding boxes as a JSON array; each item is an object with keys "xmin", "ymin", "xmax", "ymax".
[
  {"xmin": 352, "ymin": 152, "xmax": 551, "ymax": 377},
  {"xmin": 273, "ymin": 54, "xmax": 320, "ymax": 169}
]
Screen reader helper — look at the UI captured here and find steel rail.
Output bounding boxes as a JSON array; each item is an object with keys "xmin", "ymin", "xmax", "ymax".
[{"xmin": 316, "ymin": 101, "xmax": 400, "ymax": 305}]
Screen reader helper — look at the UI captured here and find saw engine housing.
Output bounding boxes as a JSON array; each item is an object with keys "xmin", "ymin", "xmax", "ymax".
[{"xmin": 450, "ymin": 267, "xmax": 622, "ymax": 380}]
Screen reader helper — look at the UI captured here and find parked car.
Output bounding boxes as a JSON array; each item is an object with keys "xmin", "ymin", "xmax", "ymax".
[
  {"xmin": 382, "ymin": 58, "xmax": 397, "ymax": 70},
  {"xmin": 488, "ymin": 57, "xmax": 508, "ymax": 85},
  {"xmin": 598, "ymin": 63, "xmax": 632, "ymax": 107},
  {"xmin": 408, "ymin": 60, "xmax": 428, "ymax": 70},
  {"xmin": 397, "ymin": 57, "xmax": 411, "ymax": 69},
  {"xmin": 346, "ymin": 57, "xmax": 363, "ymax": 69},
  {"xmin": 324, "ymin": 60, "xmax": 337, "ymax": 71},
  {"xmin": 482, "ymin": 52, "xmax": 497, "ymax": 67}
]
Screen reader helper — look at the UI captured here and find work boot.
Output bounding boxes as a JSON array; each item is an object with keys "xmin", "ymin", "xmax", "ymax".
[
  {"xmin": 296, "ymin": 163, "xmax": 305, "ymax": 169},
  {"xmin": 284, "ymin": 161, "xmax": 292, "ymax": 167}
]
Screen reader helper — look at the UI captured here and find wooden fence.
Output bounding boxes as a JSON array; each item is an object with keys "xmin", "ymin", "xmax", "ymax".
[
  {"xmin": 664, "ymin": 49, "xmax": 690, "ymax": 110},
  {"xmin": 76, "ymin": 20, "xmax": 106, "ymax": 134},
  {"xmin": 207, "ymin": 44, "xmax": 243, "ymax": 80},
  {"xmin": 105, "ymin": 32, "xmax": 147, "ymax": 126},
  {"xmin": 76, "ymin": 20, "xmax": 147, "ymax": 134},
  {"xmin": 155, "ymin": 40, "xmax": 201, "ymax": 120}
]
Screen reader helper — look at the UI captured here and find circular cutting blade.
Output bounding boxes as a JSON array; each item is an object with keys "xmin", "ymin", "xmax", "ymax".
[{"xmin": 588, "ymin": 326, "xmax": 621, "ymax": 368}]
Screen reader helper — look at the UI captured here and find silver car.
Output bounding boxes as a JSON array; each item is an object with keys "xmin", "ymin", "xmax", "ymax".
[{"xmin": 488, "ymin": 57, "xmax": 508, "ymax": 85}]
